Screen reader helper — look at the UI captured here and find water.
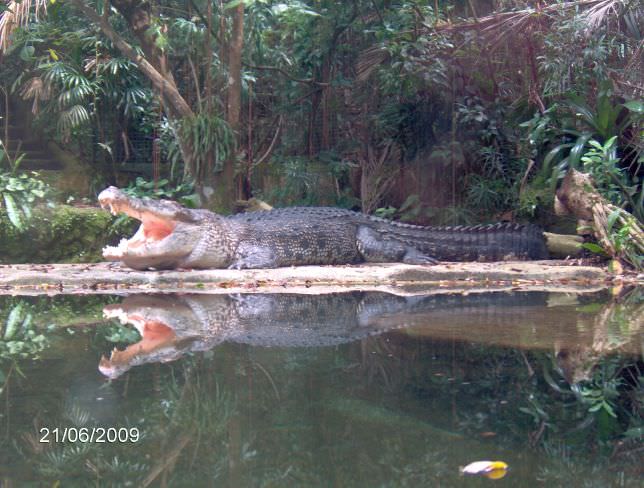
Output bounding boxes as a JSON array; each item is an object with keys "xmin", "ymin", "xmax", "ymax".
[{"xmin": 0, "ymin": 289, "xmax": 641, "ymax": 486}]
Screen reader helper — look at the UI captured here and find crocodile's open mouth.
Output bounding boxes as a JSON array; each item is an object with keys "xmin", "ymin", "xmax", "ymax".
[
  {"xmin": 98, "ymin": 187, "xmax": 178, "ymax": 259},
  {"xmin": 99, "ymin": 305, "xmax": 177, "ymax": 379}
]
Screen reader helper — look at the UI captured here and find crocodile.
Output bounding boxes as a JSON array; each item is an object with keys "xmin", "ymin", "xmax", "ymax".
[
  {"xmin": 98, "ymin": 186, "xmax": 548, "ymax": 270},
  {"xmin": 99, "ymin": 291, "xmax": 550, "ymax": 379}
]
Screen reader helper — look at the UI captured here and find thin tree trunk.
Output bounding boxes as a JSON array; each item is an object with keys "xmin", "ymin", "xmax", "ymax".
[
  {"xmin": 212, "ymin": 0, "xmax": 244, "ymax": 211},
  {"xmin": 227, "ymin": 2, "xmax": 244, "ymax": 131}
]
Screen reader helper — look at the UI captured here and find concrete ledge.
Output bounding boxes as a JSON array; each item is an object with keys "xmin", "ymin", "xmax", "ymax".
[{"xmin": 0, "ymin": 261, "xmax": 633, "ymax": 295}]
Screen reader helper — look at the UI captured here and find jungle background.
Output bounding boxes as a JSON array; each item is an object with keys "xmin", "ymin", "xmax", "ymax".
[{"xmin": 0, "ymin": 0, "xmax": 642, "ymax": 261}]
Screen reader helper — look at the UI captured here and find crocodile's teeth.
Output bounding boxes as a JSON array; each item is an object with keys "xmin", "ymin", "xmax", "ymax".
[{"xmin": 103, "ymin": 245, "xmax": 124, "ymax": 259}]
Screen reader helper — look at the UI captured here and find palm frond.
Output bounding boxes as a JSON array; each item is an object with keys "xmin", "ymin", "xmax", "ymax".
[
  {"xmin": 355, "ymin": 45, "xmax": 390, "ymax": 82},
  {"xmin": 19, "ymin": 76, "xmax": 51, "ymax": 114},
  {"xmin": 426, "ymin": 0, "xmax": 628, "ymax": 49},
  {"xmin": 0, "ymin": 0, "xmax": 48, "ymax": 53},
  {"xmin": 57, "ymin": 104, "xmax": 91, "ymax": 139}
]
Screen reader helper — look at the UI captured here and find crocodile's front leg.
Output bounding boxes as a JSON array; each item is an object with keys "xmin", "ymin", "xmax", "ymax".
[
  {"xmin": 356, "ymin": 226, "xmax": 438, "ymax": 265},
  {"xmin": 229, "ymin": 242, "xmax": 278, "ymax": 269}
]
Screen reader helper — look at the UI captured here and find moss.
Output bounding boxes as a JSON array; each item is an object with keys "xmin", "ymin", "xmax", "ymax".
[{"xmin": 0, "ymin": 205, "xmax": 137, "ymax": 264}]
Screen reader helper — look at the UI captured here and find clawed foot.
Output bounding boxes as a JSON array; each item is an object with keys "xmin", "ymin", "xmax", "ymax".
[{"xmin": 402, "ymin": 252, "xmax": 439, "ymax": 265}]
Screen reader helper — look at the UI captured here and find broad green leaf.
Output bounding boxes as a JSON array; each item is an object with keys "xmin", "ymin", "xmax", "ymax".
[
  {"xmin": 604, "ymin": 135, "xmax": 618, "ymax": 148},
  {"xmin": 13, "ymin": 153, "xmax": 25, "ymax": 171},
  {"xmin": 21, "ymin": 313, "xmax": 33, "ymax": 331},
  {"xmin": 19, "ymin": 45, "xmax": 35, "ymax": 61},
  {"xmin": 623, "ymin": 426, "xmax": 644, "ymax": 438},
  {"xmin": 589, "ymin": 402, "xmax": 603, "ymax": 412},
  {"xmin": 224, "ymin": 0, "xmax": 245, "ymax": 9},
  {"xmin": 606, "ymin": 209, "xmax": 621, "ymax": 232},
  {"xmin": 569, "ymin": 134, "xmax": 593, "ymax": 167},
  {"xmin": 2, "ymin": 193, "xmax": 23, "ymax": 230},
  {"xmin": 20, "ymin": 202, "xmax": 32, "ymax": 220},
  {"xmin": 4, "ymin": 304, "xmax": 23, "ymax": 339},
  {"xmin": 588, "ymin": 139, "xmax": 603, "ymax": 150},
  {"xmin": 623, "ymin": 100, "xmax": 644, "ymax": 113},
  {"xmin": 581, "ymin": 242, "xmax": 607, "ymax": 255},
  {"xmin": 542, "ymin": 143, "xmax": 572, "ymax": 173}
]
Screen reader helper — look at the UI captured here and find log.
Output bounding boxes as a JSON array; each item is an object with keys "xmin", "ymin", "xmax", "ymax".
[
  {"xmin": 543, "ymin": 232, "xmax": 584, "ymax": 258},
  {"xmin": 556, "ymin": 169, "xmax": 643, "ymax": 269}
]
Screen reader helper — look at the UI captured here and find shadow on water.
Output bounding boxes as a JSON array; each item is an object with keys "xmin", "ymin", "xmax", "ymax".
[{"xmin": 0, "ymin": 287, "xmax": 641, "ymax": 486}]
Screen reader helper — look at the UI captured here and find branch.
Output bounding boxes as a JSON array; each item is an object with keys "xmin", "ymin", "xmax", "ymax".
[
  {"xmin": 70, "ymin": 0, "xmax": 192, "ymax": 119},
  {"xmin": 254, "ymin": 115, "xmax": 282, "ymax": 167},
  {"xmin": 243, "ymin": 63, "xmax": 329, "ymax": 86}
]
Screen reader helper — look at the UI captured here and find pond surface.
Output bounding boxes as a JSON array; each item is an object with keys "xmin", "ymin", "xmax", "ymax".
[{"xmin": 0, "ymin": 288, "xmax": 641, "ymax": 486}]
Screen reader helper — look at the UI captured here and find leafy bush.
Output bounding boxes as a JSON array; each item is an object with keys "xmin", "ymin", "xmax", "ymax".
[
  {"xmin": 581, "ymin": 137, "xmax": 640, "ymax": 216},
  {"xmin": 0, "ymin": 172, "xmax": 49, "ymax": 230},
  {"xmin": 123, "ymin": 177, "xmax": 198, "ymax": 207}
]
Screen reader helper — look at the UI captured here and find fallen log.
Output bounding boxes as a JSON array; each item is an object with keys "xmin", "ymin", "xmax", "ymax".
[{"xmin": 555, "ymin": 169, "xmax": 643, "ymax": 269}]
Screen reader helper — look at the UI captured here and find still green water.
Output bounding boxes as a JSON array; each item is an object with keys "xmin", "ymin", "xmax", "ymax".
[{"xmin": 0, "ymin": 289, "xmax": 641, "ymax": 487}]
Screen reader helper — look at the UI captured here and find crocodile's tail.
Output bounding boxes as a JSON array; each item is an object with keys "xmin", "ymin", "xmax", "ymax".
[{"xmin": 389, "ymin": 222, "xmax": 548, "ymax": 261}]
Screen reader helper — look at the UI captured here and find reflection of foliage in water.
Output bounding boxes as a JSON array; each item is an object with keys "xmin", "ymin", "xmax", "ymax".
[
  {"xmin": 518, "ymin": 290, "xmax": 642, "ymax": 484},
  {"xmin": 1, "ymin": 291, "xmax": 642, "ymax": 485},
  {"xmin": 16, "ymin": 356, "xmax": 236, "ymax": 486},
  {"xmin": 0, "ymin": 295, "xmax": 118, "ymax": 394},
  {"xmin": 102, "ymin": 323, "xmax": 141, "ymax": 344},
  {"xmin": 0, "ymin": 300, "xmax": 50, "ymax": 396},
  {"xmin": 19, "ymin": 400, "xmax": 147, "ymax": 485},
  {"xmin": 0, "ymin": 301, "xmax": 48, "ymax": 359}
]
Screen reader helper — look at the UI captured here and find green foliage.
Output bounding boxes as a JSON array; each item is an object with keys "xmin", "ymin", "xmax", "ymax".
[
  {"xmin": 0, "ymin": 302, "xmax": 49, "ymax": 361},
  {"xmin": 0, "ymin": 204, "xmax": 136, "ymax": 263},
  {"xmin": 104, "ymin": 323, "xmax": 141, "ymax": 344},
  {"xmin": 582, "ymin": 211, "xmax": 643, "ymax": 270},
  {"xmin": 581, "ymin": 137, "xmax": 642, "ymax": 221},
  {"xmin": 4, "ymin": 13, "xmax": 156, "ymax": 167},
  {"xmin": 465, "ymin": 174, "xmax": 509, "ymax": 215},
  {"xmin": 263, "ymin": 157, "xmax": 318, "ymax": 205},
  {"xmin": 165, "ymin": 114, "xmax": 234, "ymax": 180},
  {"xmin": 522, "ymin": 81, "xmax": 643, "ymax": 223},
  {"xmin": 0, "ymin": 171, "xmax": 49, "ymax": 231},
  {"xmin": 123, "ymin": 177, "xmax": 198, "ymax": 207},
  {"xmin": 0, "ymin": 0, "xmax": 640, "ymax": 217},
  {"xmin": 578, "ymin": 378, "xmax": 620, "ymax": 419},
  {"xmin": 536, "ymin": 89, "xmax": 637, "ymax": 188}
]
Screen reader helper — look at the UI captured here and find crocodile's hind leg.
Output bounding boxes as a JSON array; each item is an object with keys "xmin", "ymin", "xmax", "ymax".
[{"xmin": 356, "ymin": 226, "xmax": 438, "ymax": 265}]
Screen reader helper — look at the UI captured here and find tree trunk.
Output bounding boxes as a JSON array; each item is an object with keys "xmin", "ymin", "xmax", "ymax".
[
  {"xmin": 209, "ymin": 0, "xmax": 244, "ymax": 212},
  {"xmin": 227, "ymin": 2, "xmax": 244, "ymax": 132}
]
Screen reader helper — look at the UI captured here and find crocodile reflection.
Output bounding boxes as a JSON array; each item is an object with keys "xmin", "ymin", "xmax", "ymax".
[
  {"xmin": 100, "ymin": 290, "xmax": 642, "ymax": 381},
  {"xmin": 100, "ymin": 291, "xmax": 548, "ymax": 379}
]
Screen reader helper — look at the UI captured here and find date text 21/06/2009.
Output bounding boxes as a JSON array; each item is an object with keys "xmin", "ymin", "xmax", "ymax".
[{"xmin": 39, "ymin": 427, "xmax": 140, "ymax": 443}]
